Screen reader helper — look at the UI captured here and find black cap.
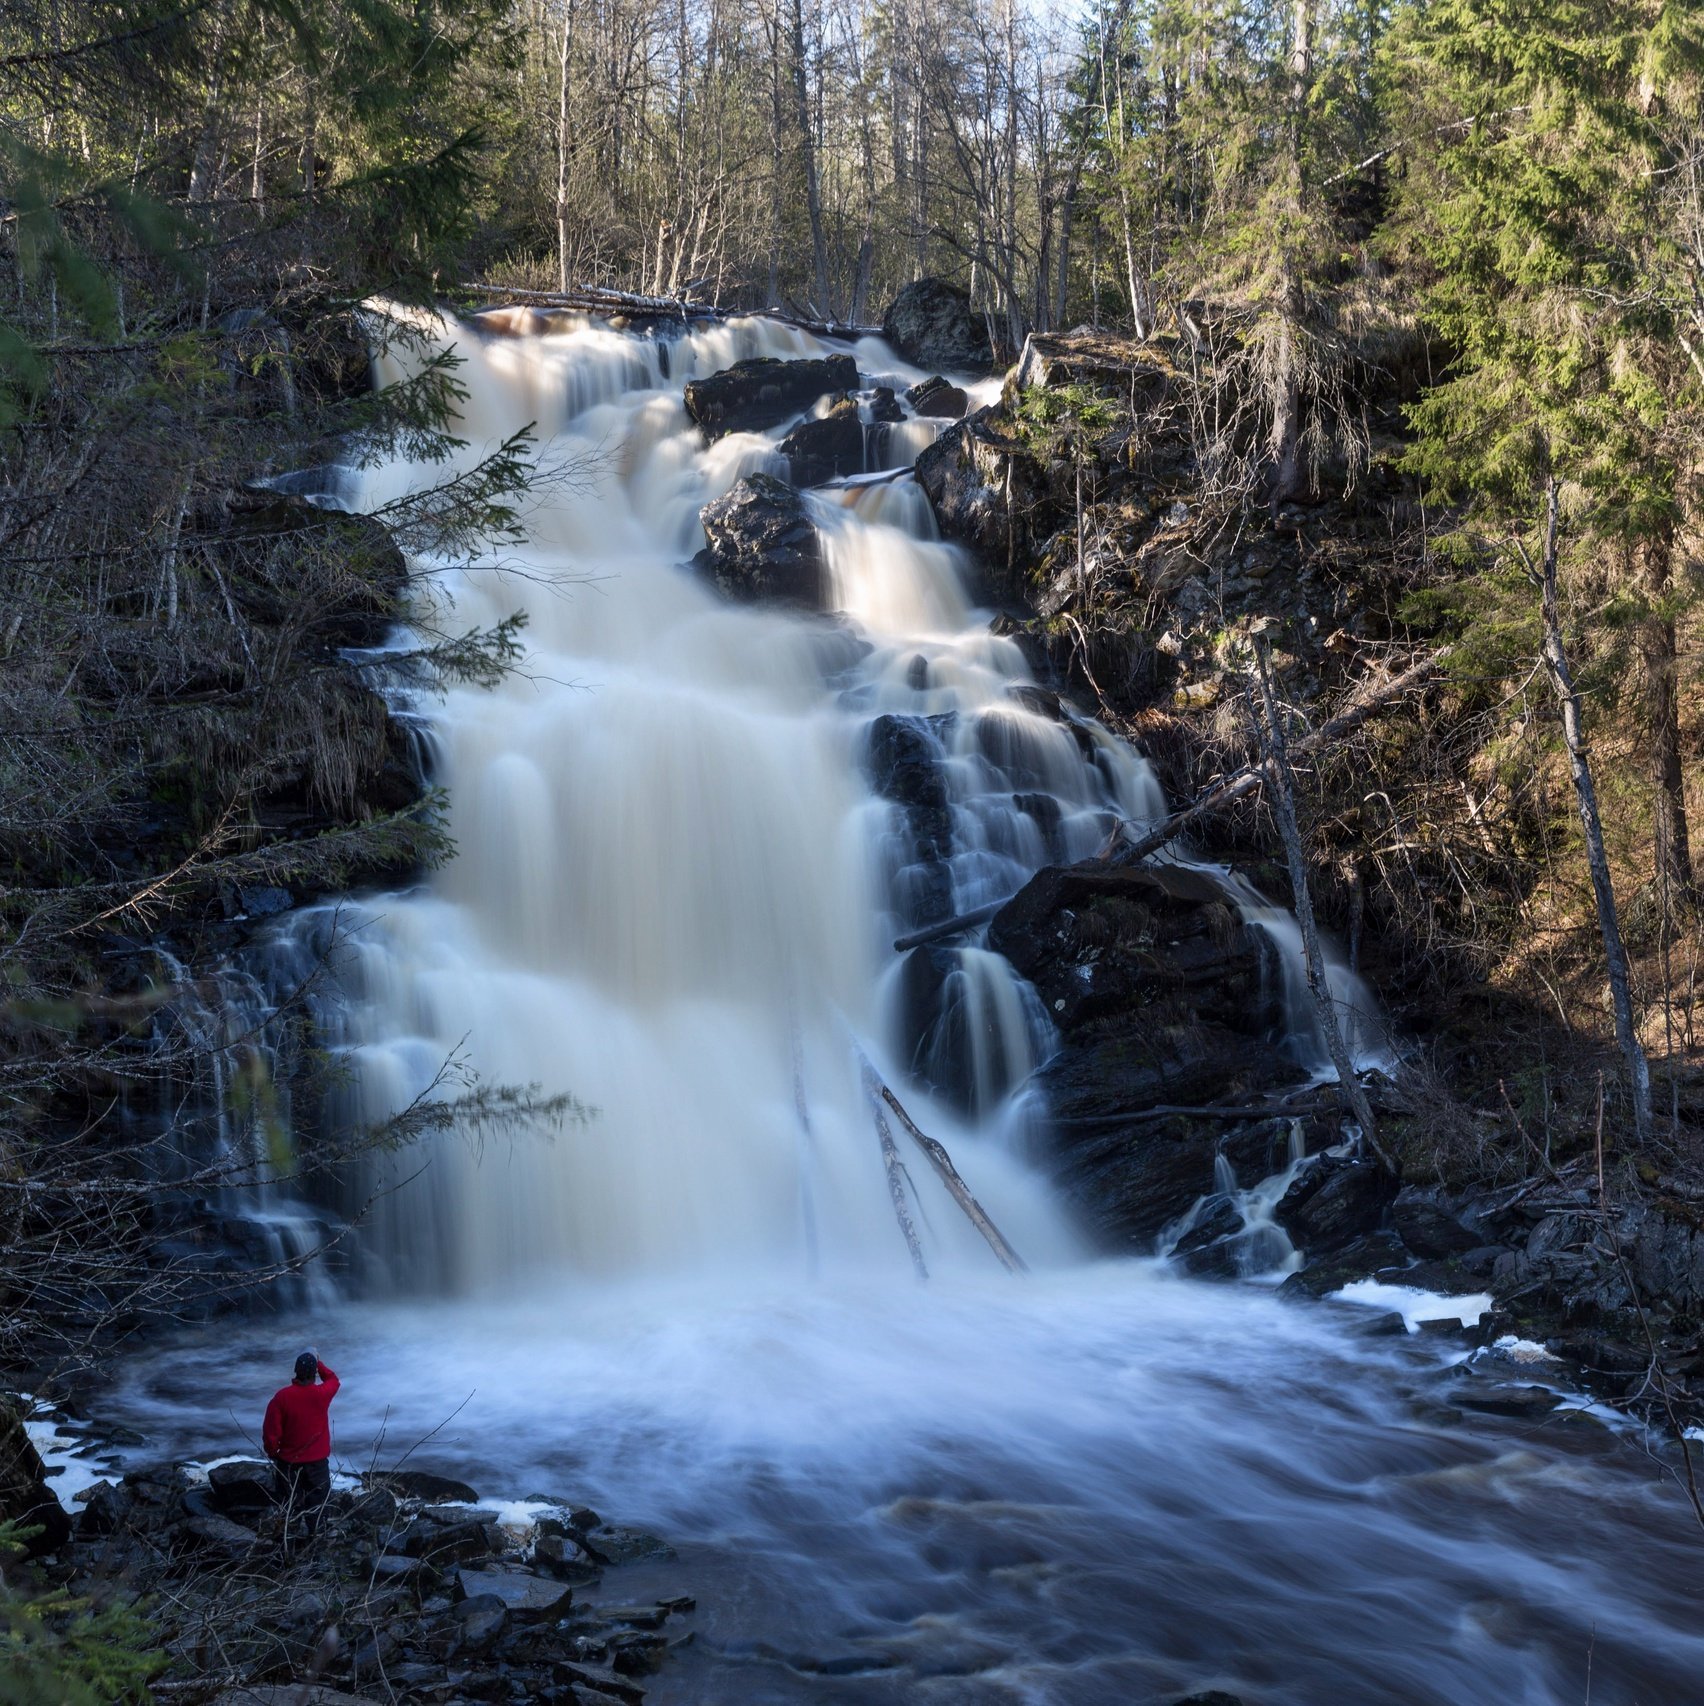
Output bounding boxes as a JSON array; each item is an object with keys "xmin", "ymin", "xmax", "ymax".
[{"xmin": 294, "ymin": 1351, "xmax": 319, "ymax": 1381}]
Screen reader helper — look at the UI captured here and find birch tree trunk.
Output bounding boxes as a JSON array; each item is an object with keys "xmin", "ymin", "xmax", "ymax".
[
  {"xmin": 1533, "ymin": 480, "xmax": 1655, "ymax": 1146},
  {"xmin": 555, "ymin": 2, "xmax": 574, "ymax": 293},
  {"xmin": 1253, "ymin": 641, "xmax": 1390, "ymax": 1168}
]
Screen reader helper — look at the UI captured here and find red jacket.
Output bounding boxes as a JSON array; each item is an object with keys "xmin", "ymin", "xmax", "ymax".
[{"xmin": 263, "ymin": 1362, "xmax": 340, "ymax": 1464}]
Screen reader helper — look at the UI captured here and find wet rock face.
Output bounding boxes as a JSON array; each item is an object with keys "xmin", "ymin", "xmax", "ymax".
[
  {"xmin": 692, "ymin": 473, "xmax": 826, "ymax": 610},
  {"xmin": 779, "ymin": 397, "xmax": 869, "ymax": 486},
  {"xmin": 683, "ymin": 353, "xmax": 859, "ymax": 439},
  {"xmin": 881, "ymin": 278, "xmax": 993, "ymax": 374},
  {"xmin": 1273, "ymin": 1152, "xmax": 1400, "ymax": 1254},
  {"xmin": 989, "ymin": 863, "xmax": 1274, "ymax": 1035},
  {"xmin": 987, "ymin": 860, "xmax": 1313, "ymax": 1246},
  {"xmin": 913, "ymin": 406, "xmax": 1045, "ymax": 609}
]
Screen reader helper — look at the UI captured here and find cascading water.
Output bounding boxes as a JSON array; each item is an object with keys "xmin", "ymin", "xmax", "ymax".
[
  {"xmin": 289, "ymin": 304, "xmax": 1195, "ymax": 1292},
  {"xmin": 104, "ymin": 310, "xmax": 1704, "ymax": 1706}
]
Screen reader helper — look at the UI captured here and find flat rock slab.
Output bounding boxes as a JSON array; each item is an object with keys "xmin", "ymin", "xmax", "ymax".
[{"xmin": 455, "ymin": 1566, "xmax": 575, "ymax": 1620}]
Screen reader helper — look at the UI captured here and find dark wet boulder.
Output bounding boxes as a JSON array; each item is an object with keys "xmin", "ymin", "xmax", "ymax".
[
  {"xmin": 684, "ymin": 353, "xmax": 859, "ymax": 439},
  {"xmin": 366, "ymin": 1466, "xmax": 480, "ymax": 1505},
  {"xmin": 693, "ymin": 473, "xmax": 827, "ymax": 610},
  {"xmin": 578, "ymin": 1523, "xmax": 677, "ymax": 1565},
  {"xmin": 450, "ymin": 1593, "xmax": 509, "ymax": 1653},
  {"xmin": 779, "ymin": 397, "xmax": 868, "ymax": 486},
  {"xmin": 454, "ymin": 1567, "xmax": 574, "ymax": 1620},
  {"xmin": 1275, "ymin": 1152, "xmax": 1399, "ymax": 1254},
  {"xmin": 869, "ymin": 386, "xmax": 906, "ymax": 423},
  {"xmin": 209, "ymin": 1458, "xmax": 276, "ymax": 1515},
  {"xmin": 1171, "ymin": 1198, "xmax": 1246, "ymax": 1277},
  {"xmin": 988, "ymin": 862, "xmax": 1279, "ymax": 1035},
  {"xmin": 77, "ymin": 1479, "xmax": 134, "ymax": 1537},
  {"xmin": 1279, "ymin": 1231, "xmax": 1407, "ymax": 1299},
  {"xmin": 865, "ymin": 713, "xmax": 952, "ymax": 841},
  {"xmin": 986, "ymin": 860, "xmax": 1323, "ymax": 1247},
  {"xmin": 881, "ymin": 278, "xmax": 993, "ymax": 374},
  {"xmin": 179, "ymin": 1509, "xmax": 260, "ymax": 1558},
  {"xmin": 1391, "ymin": 1187, "xmax": 1479, "ymax": 1260},
  {"xmin": 907, "ymin": 374, "xmax": 970, "ymax": 418}
]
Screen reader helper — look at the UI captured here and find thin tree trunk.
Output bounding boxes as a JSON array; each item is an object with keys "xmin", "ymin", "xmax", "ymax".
[
  {"xmin": 1637, "ymin": 532, "xmax": 1696, "ymax": 908},
  {"xmin": 556, "ymin": 4, "xmax": 574, "ymax": 293},
  {"xmin": 1532, "ymin": 480, "xmax": 1654, "ymax": 1146},
  {"xmin": 864, "ymin": 1065, "xmax": 928, "ymax": 1279},
  {"xmin": 1269, "ymin": 0, "xmax": 1313, "ymax": 505},
  {"xmin": 790, "ymin": 0, "xmax": 831, "ymax": 313},
  {"xmin": 1253, "ymin": 641, "xmax": 1390, "ymax": 1168}
]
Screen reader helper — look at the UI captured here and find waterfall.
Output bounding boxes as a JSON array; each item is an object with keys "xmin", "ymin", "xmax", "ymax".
[{"xmin": 283, "ymin": 305, "xmax": 1375, "ymax": 1295}]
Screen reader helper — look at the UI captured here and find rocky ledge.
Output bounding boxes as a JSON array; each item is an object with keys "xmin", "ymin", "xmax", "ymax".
[{"xmin": 1, "ymin": 1416, "xmax": 691, "ymax": 1704}]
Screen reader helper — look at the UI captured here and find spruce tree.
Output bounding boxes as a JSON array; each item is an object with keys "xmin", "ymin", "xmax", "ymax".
[{"xmin": 1388, "ymin": 0, "xmax": 1704, "ymax": 904}]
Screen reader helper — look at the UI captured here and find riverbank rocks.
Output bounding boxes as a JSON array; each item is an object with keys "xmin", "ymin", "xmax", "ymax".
[
  {"xmin": 31, "ymin": 1449, "xmax": 694, "ymax": 1703},
  {"xmin": 684, "ymin": 353, "xmax": 859, "ymax": 438},
  {"xmin": 881, "ymin": 278, "xmax": 992, "ymax": 374},
  {"xmin": 693, "ymin": 473, "xmax": 827, "ymax": 610},
  {"xmin": 780, "ymin": 397, "xmax": 869, "ymax": 486},
  {"xmin": 907, "ymin": 374, "xmax": 969, "ymax": 418}
]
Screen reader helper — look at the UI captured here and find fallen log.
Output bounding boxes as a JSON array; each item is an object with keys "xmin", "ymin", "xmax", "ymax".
[
  {"xmin": 862, "ymin": 1063, "xmax": 928, "ymax": 1280},
  {"xmin": 877, "ymin": 1084, "xmax": 1028, "ymax": 1274},
  {"xmin": 458, "ymin": 281, "xmax": 881, "ymax": 343},
  {"xmin": 893, "ymin": 900, "xmax": 1004, "ymax": 953}
]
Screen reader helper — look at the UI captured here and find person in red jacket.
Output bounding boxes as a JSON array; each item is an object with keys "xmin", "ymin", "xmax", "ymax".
[{"xmin": 263, "ymin": 1350, "xmax": 339, "ymax": 1537}]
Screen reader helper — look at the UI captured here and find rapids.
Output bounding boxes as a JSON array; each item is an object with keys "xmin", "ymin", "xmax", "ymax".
[{"xmin": 106, "ymin": 311, "xmax": 1704, "ymax": 1704}]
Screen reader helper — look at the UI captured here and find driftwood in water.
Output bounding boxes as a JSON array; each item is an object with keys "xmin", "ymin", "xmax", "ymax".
[
  {"xmin": 893, "ymin": 646, "xmax": 1453, "ymax": 952},
  {"xmin": 876, "ymin": 1083, "xmax": 1028, "ymax": 1274},
  {"xmin": 893, "ymin": 899, "xmax": 1003, "ymax": 953},
  {"xmin": 460, "ymin": 281, "xmax": 880, "ymax": 343},
  {"xmin": 866, "ymin": 1070, "xmax": 929, "ymax": 1281}
]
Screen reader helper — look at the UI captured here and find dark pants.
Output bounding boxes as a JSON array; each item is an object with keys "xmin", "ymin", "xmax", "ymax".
[{"xmin": 274, "ymin": 1457, "xmax": 332, "ymax": 1536}]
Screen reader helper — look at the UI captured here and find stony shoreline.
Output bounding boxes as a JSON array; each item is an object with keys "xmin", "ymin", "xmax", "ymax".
[{"xmin": 2, "ymin": 1416, "xmax": 693, "ymax": 1705}]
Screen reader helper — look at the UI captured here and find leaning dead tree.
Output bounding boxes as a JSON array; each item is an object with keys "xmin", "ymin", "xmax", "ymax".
[
  {"xmin": 1518, "ymin": 479, "xmax": 1654, "ymax": 1147},
  {"xmin": 863, "ymin": 1061, "xmax": 929, "ymax": 1280},
  {"xmin": 856, "ymin": 1052, "xmax": 1029, "ymax": 1277},
  {"xmin": 1252, "ymin": 639, "xmax": 1391, "ymax": 1170},
  {"xmin": 877, "ymin": 1085, "xmax": 1028, "ymax": 1274}
]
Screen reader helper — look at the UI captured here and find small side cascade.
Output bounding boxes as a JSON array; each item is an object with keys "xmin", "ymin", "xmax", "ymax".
[
  {"xmin": 1162, "ymin": 1118, "xmax": 1319, "ymax": 1280},
  {"xmin": 141, "ymin": 942, "xmax": 340, "ymax": 1313}
]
